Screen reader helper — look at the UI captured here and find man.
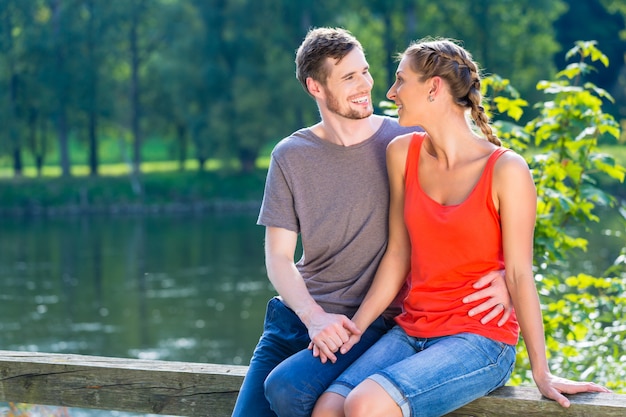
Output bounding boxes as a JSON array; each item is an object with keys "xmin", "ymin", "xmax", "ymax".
[{"xmin": 231, "ymin": 27, "xmax": 511, "ymax": 417}]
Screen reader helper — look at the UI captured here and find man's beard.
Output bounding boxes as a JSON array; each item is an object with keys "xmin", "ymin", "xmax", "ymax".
[{"xmin": 325, "ymin": 88, "xmax": 373, "ymax": 120}]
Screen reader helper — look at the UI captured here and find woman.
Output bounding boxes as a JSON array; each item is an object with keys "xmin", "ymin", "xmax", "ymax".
[{"xmin": 311, "ymin": 38, "xmax": 609, "ymax": 417}]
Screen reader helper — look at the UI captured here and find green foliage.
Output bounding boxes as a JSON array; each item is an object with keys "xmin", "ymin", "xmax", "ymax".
[
  {"xmin": 4, "ymin": 0, "xmax": 624, "ymax": 177},
  {"xmin": 529, "ymin": 41, "xmax": 622, "ymax": 263},
  {"xmin": 485, "ymin": 41, "xmax": 626, "ymax": 392}
]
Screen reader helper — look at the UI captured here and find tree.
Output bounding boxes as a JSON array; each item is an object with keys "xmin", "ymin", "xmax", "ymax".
[
  {"xmin": 75, "ymin": 0, "xmax": 114, "ymax": 176},
  {"xmin": 0, "ymin": 0, "xmax": 25, "ymax": 177},
  {"xmin": 127, "ymin": 0, "xmax": 146, "ymax": 178},
  {"xmin": 49, "ymin": 0, "xmax": 72, "ymax": 176},
  {"xmin": 225, "ymin": 0, "xmax": 334, "ymax": 172},
  {"xmin": 1, "ymin": 0, "xmax": 623, "ymax": 177},
  {"xmin": 142, "ymin": 1, "xmax": 201, "ymax": 171}
]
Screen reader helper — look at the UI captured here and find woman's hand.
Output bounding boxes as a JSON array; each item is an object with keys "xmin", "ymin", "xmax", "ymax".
[{"xmin": 534, "ymin": 371, "xmax": 611, "ymax": 407}]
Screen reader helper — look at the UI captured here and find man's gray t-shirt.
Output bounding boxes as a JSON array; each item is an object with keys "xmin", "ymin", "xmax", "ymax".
[{"xmin": 258, "ymin": 116, "xmax": 417, "ymax": 319}]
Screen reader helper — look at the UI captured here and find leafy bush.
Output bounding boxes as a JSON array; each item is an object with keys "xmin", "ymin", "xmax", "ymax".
[{"xmin": 484, "ymin": 41, "xmax": 626, "ymax": 392}]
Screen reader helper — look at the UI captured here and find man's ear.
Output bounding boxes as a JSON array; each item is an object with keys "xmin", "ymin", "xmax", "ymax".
[{"xmin": 306, "ymin": 77, "xmax": 324, "ymax": 98}]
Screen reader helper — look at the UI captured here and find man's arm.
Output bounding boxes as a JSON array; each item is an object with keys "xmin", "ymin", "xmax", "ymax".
[{"xmin": 264, "ymin": 226, "xmax": 360, "ymax": 363}]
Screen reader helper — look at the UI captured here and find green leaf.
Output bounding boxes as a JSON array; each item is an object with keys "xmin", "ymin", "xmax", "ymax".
[{"xmin": 494, "ymin": 97, "xmax": 528, "ymax": 121}]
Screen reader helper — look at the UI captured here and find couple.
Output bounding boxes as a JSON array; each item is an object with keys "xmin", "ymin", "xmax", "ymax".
[{"xmin": 232, "ymin": 27, "xmax": 608, "ymax": 417}]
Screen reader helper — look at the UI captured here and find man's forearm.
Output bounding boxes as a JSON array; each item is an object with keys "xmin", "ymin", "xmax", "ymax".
[{"xmin": 266, "ymin": 257, "xmax": 320, "ymax": 326}]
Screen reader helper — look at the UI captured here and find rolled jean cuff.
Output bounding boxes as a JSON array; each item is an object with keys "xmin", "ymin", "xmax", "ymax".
[
  {"xmin": 325, "ymin": 381, "xmax": 354, "ymax": 398},
  {"xmin": 369, "ymin": 374, "xmax": 410, "ymax": 417}
]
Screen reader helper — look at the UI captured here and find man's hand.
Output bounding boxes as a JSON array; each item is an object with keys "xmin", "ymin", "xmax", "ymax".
[
  {"xmin": 305, "ymin": 310, "xmax": 361, "ymax": 364},
  {"xmin": 463, "ymin": 270, "xmax": 512, "ymax": 326}
]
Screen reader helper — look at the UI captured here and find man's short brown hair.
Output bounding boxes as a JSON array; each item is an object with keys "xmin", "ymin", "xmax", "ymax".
[{"xmin": 295, "ymin": 27, "xmax": 363, "ymax": 96}]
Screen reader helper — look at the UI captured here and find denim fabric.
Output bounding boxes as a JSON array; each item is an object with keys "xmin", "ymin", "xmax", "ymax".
[
  {"xmin": 231, "ymin": 297, "xmax": 393, "ymax": 417},
  {"xmin": 327, "ymin": 325, "xmax": 516, "ymax": 417}
]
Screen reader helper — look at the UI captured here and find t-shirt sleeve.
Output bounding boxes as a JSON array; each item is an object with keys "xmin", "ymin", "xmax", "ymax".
[{"xmin": 256, "ymin": 153, "xmax": 300, "ymax": 233}]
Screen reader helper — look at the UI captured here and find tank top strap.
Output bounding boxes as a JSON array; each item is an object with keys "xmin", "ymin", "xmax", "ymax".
[
  {"xmin": 475, "ymin": 146, "xmax": 510, "ymax": 200},
  {"xmin": 483, "ymin": 147, "xmax": 510, "ymax": 178},
  {"xmin": 404, "ymin": 132, "xmax": 426, "ymax": 180}
]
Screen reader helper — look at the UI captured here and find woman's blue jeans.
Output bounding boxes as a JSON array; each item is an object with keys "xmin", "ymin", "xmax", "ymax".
[
  {"xmin": 231, "ymin": 297, "xmax": 393, "ymax": 417},
  {"xmin": 327, "ymin": 325, "xmax": 516, "ymax": 417}
]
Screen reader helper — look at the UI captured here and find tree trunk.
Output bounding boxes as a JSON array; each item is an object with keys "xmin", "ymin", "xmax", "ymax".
[
  {"xmin": 12, "ymin": 149, "xmax": 23, "ymax": 177},
  {"xmin": 86, "ymin": 0, "xmax": 99, "ymax": 176},
  {"xmin": 176, "ymin": 123, "xmax": 187, "ymax": 171},
  {"xmin": 9, "ymin": 74, "xmax": 22, "ymax": 177},
  {"xmin": 4, "ymin": 9, "xmax": 22, "ymax": 178},
  {"xmin": 35, "ymin": 116, "xmax": 48, "ymax": 177},
  {"xmin": 197, "ymin": 156, "xmax": 207, "ymax": 172},
  {"xmin": 52, "ymin": 0, "xmax": 71, "ymax": 177},
  {"xmin": 239, "ymin": 149, "xmax": 257, "ymax": 173},
  {"xmin": 130, "ymin": 5, "xmax": 142, "ymax": 178},
  {"xmin": 88, "ymin": 103, "xmax": 98, "ymax": 176}
]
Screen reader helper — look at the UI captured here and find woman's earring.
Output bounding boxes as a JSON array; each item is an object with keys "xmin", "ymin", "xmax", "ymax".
[{"xmin": 428, "ymin": 95, "xmax": 434, "ymax": 102}]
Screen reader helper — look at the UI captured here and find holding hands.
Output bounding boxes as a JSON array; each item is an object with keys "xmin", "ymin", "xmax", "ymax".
[{"xmin": 305, "ymin": 308, "xmax": 361, "ymax": 364}]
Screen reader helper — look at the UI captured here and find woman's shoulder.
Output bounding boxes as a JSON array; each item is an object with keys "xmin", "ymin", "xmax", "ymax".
[
  {"xmin": 388, "ymin": 131, "xmax": 425, "ymax": 157},
  {"xmin": 494, "ymin": 148, "xmax": 529, "ymax": 170},
  {"xmin": 493, "ymin": 149, "xmax": 534, "ymax": 189},
  {"xmin": 389, "ymin": 131, "xmax": 425, "ymax": 148},
  {"xmin": 386, "ymin": 132, "xmax": 425, "ymax": 171}
]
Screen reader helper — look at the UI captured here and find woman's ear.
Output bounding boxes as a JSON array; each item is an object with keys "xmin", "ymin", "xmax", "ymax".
[{"xmin": 428, "ymin": 76, "xmax": 443, "ymax": 97}]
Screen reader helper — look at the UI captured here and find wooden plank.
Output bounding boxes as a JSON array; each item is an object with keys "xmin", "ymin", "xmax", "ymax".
[
  {"xmin": 0, "ymin": 350, "xmax": 624, "ymax": 416},
  {"xmin": 0, "ymin": 351, "xmax": 245, "ymax": 417},
  {"xmin": 448, "ymin": 386, "xmax": 626, "ymax": 417}
]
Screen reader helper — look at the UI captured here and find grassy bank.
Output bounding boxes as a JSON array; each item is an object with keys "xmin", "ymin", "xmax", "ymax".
[
  {"xmin": 0, "ymin": 169, "xmax": 267, "ymax": 216},
  {"xmin": 0, "ymin": 144, "xmax": 623, "ymax": 216}
]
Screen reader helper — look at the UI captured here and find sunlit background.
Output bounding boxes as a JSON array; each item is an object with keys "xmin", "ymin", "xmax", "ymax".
[{"xmin": 0, "ymin": 1, "xmax": 625, "ymax": 416}]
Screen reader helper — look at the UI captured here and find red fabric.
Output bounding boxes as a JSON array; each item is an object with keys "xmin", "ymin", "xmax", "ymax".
[{"xmin": 395, "ymin": 132, "xmax": 519, "ymax": 345}]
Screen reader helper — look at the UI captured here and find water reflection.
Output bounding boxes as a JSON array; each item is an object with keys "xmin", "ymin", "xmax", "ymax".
[
  {"xmin": 0, "ymin": 213, "xmax": 276, "ymax": 366},
  {"xmin": 1, "ymin": 209, "xmax": 624, "ymax": 361}
]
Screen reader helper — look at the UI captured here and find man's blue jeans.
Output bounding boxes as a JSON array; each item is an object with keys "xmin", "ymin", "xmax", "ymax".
[{"xmin": 231, "ymin": 297, "xmax": 393, "ymax": 417}]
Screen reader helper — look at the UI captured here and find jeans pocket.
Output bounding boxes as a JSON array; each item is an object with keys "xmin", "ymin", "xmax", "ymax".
[
  {"xmin": 265, "ymin": 297, "xmax": 308, "ymax": 340},
  {"xmin": 464, "ymin": 333, "xmax": 513, "ymax": 366}
]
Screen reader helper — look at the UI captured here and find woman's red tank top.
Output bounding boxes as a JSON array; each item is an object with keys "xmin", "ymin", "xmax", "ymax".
[{"xmin": 395, "ymin": 132, "xmax": 519, "ymax": 345}]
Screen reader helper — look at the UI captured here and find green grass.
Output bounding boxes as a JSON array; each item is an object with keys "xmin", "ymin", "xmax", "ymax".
[
  {"xmin": 0, "ymin": 159, "xmax": 233, "ymax": 179},
  {"xmin": 0, "ymin": 168, "xmax": 267, "ymax": 211},
  {"xmin": 1, "ymin": 144, "xmax": 622, "ymax": 179},
  {"xmin": 0, "ymin": 143, "xmax": 622, "ymax": 213}
]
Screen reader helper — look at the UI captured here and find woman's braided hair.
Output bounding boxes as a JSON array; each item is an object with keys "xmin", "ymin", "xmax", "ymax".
[{"xmin": 403, "ymin": 38, "xmax": 501, "ymax": 146}]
